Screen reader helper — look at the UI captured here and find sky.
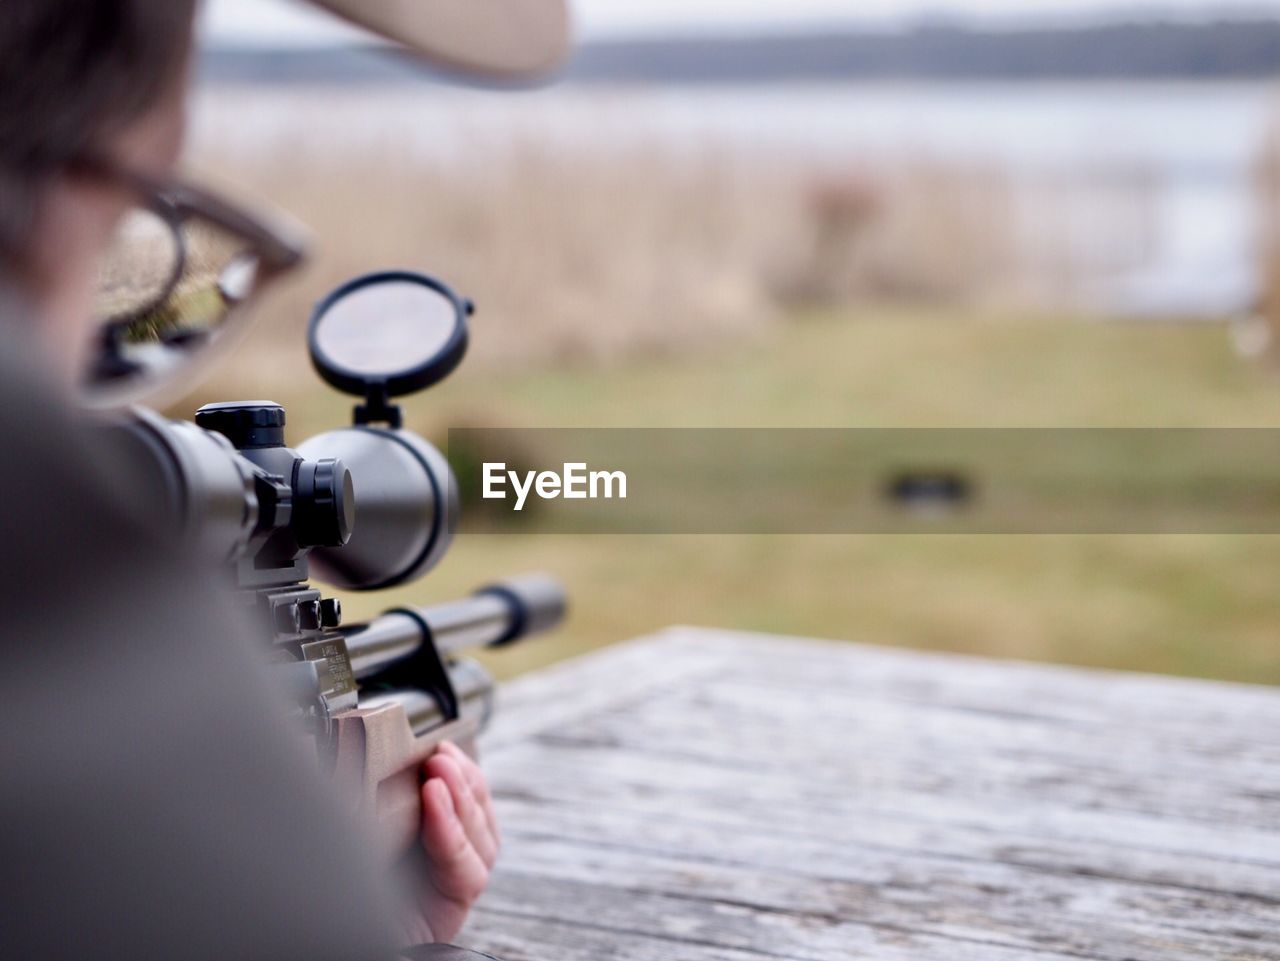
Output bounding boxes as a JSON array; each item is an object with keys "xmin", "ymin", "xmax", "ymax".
[{"xmin": 202, "ymin": 0, "xmax": 1280, "ymax": 45}]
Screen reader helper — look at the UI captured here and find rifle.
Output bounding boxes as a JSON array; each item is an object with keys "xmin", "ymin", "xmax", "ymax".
[{"xmin": 105, "ymin": 270, "xmax": 565, "ymax": 862}]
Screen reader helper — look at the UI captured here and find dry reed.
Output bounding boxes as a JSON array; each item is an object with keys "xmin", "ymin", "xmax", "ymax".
[{"xmin": 192, "ymin": 110, "xmax": 1087, "ymax": 376}]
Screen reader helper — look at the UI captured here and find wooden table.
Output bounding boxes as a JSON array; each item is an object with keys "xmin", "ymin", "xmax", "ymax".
[{"xmin": 459, "ymin": 628, "xmax": 1280, "ymax": 960}]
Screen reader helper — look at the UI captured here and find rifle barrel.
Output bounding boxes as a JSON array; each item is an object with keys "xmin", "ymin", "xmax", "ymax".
[{"xmin": 341, "ymin": 573, "xmax": 566, "ymax": 680}]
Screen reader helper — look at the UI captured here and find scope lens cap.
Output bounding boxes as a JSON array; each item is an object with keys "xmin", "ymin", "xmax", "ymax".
[{"xmin": 308, "ymin": 271, "xmax": 470, "ymax": 402}]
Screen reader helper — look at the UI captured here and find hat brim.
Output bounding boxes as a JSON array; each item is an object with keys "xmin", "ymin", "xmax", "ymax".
[{"xmin": 306, "ymin": 0, "xmax": 573, "ymax": 81}]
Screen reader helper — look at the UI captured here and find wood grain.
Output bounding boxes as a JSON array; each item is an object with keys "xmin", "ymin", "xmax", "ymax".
[
  {"xmin": 333, "ymin": 704, "xmax": 480, "ymax": 858},
  {"xmin": 460, "ymin": 628, "xmax": 1280, "ymax": 960}
]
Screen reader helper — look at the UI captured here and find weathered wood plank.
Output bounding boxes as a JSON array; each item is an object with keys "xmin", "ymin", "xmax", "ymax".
[
  {"xmin": 490, "ymin": 729, "xmax": 1280, "ymax": 867},
  {"xmin": 667, "ymin": 674, "xmax": 1280, "ymax": 771},
  {"xmin": 529, "ymin": 705, "xmax": 1280, "ymax": 830},
  {"xmin": 683, "ymin": 629, "xmax": 1280, "ymax": 722},
  {"xmin": 491, "ymin": 809, "xmax": 1278, "ymax": 959},
  {"xmin": 464, "ymin": 910, "xmax": 800, "ymax": 961},
  {"xmin": 464, "ymin": 627, "xmax": 1280, "ymax": 960},
  {"xmin": 476, "ymin": 873, "xmax": 1112, "ymax": 961},
  {"xmin": 484, "ymin": 632, "xmax": 727, "ymax": 750},
  {"xmin": 487, "ymin": 744, "xmax": 1280, "ymax": 898}
]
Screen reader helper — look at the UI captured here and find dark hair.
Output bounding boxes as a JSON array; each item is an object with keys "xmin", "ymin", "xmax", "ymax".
[{"xmin": 0, "ymin": 0, "xmax": 197, "ymax": 265}]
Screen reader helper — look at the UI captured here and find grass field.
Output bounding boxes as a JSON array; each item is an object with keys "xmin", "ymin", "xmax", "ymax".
[{"xmin": 189, "ymin": 307, "xmax": 1280, "ymax": 686}]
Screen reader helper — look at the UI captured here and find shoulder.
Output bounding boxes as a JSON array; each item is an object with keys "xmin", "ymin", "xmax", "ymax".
[{"xmin": 0, "ymin": 315, "xmax": 172, "ymax": 599}]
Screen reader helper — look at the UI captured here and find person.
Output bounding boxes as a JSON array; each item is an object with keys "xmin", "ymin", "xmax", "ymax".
[{"xmin": 0, "ymin": 2, "xmax": 569, "ymax": 958}]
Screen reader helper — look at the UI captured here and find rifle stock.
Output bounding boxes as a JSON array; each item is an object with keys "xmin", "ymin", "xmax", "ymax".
[{"xmin": 334, "ymin": 704, "xmax": 481, "ymax": 856}]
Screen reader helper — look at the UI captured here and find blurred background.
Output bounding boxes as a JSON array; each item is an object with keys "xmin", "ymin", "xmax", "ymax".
[{"xmin": 184, "ymin": 0, "xmax": 1280, "ymax": 685}]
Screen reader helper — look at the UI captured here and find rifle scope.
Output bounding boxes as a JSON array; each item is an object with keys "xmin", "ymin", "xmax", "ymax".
[
  {"xmin": 109, "ymin": 270, "xmax": 474, "ymax": 595},
  {"xmin": 116, "ymin": 397, "xmax": 457, "ymax": 593},
  {"xmin": 102, "ymin": 270, "xmax": 565, "ymax": 737}
]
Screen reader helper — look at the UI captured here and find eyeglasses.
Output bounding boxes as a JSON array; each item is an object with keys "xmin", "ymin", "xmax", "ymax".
[{"xmin": 72, "ymin": 155, "xmax": 308, "ymax": 409}]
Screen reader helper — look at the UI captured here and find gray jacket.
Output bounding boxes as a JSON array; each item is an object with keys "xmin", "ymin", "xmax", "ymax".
[{"xmin": 0, "ymin": 302, "xmax": 425, "ymax": 960}]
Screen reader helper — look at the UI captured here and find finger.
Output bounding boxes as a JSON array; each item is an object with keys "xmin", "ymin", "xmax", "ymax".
[
  {"xmin": 439, "ymin": 742, "xmax": 501, "ymax": 846},
  {"xmin": 438, "ymin": 744, "xmax": 500, "ymax": 849},
  {"xmin": 426, "ymin": 752, "xmax": 499, "ymax": 868},
  {"xmin": 420, "ymin": 777, "xmax": 490, "ymax": 906},
  {"xmin": 426, "ymin": 752, "xmax": 498, "ymax": 867}
]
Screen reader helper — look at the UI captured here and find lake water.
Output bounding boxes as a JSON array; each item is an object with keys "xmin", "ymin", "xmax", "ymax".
[{"xmin": 193, "ymin": 81, "xmax": 1280, "ymax": 317}]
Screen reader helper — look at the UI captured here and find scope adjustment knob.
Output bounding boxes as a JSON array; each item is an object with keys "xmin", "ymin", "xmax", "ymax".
[
  {"xmin": 298, "ymin": 599, "xmax": 323, "ymax": 632},
  {"xmin": 293, "ymin": 457, "xmax": 355, "ymax": 549},
  {"xmin": 319, "ymin": 597, "xmax": 343, "ymax": 629},
  {"xmin": 195, "ymin": 401, "xmax": 286, "ymax": 450},
  {"xmin": 273, "ymin": 601, "xmax": 301, "ymax": 636}
]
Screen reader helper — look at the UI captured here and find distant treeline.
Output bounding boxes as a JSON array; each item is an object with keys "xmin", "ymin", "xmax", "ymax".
[
  {"xmin": 572, "ymin": 20, "xmax": 1280, "ymax": 82},
  {"xmin": 202, "ymin": 19, "xmax": 1280, "ymax": 85}
]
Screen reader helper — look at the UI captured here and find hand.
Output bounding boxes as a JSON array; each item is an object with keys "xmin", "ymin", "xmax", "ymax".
[{"xmin": 411, "ymin": 741, "xmax": 501, "ymax": 944}]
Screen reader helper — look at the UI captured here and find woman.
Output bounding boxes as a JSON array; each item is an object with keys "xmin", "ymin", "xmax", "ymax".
[{"xmin": 0, "ymin": 2, "xmax": 568, "ymax": 958}]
